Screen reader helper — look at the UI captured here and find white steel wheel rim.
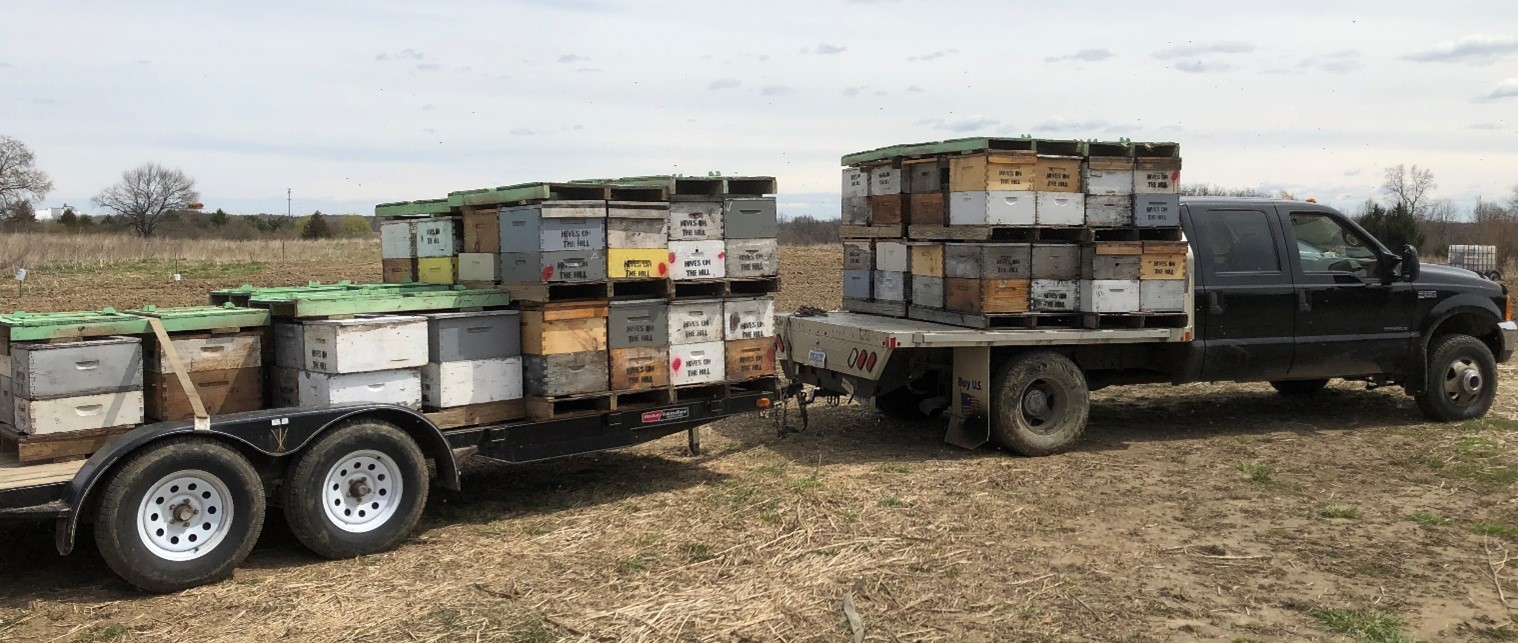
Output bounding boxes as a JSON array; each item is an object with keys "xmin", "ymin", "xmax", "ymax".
[
  {"xmin": 136, "ymin": 470, "xmax": 235, "ymax": 562},
  {"xmin": 321, "ymin": 449, "xmax": 403, "ymax": 534}
]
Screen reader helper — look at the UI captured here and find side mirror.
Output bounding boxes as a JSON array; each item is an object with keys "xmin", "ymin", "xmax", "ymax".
[{"xmin": 1400, "ymin": 245, "xmax": 1421, "ymax": 281}]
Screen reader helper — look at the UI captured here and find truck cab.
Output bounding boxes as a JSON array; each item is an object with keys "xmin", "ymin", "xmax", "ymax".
[{"xmin": 780, "ymin": 197, "xmax": 1515, "ymax": 455}]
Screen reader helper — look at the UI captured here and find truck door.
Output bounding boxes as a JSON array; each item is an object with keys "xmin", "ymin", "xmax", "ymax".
[
  {"xmin": 1280, "ymin": 207, "xmax": 1417, "ymax": 378},
  {"xmin": 1189, "ymin": 204, "xmax": 1296, "ymax": 381}
]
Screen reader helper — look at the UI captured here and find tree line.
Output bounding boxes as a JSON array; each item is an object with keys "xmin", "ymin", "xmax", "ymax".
[{"xmin": 0, "ymin": 135, "xmax": 369, "ymax": 240}]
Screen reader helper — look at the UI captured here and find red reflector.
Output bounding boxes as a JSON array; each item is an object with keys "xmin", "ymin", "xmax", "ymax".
[{"xmin": 865, "ymin": 352, "xmax": 878, "ymax": 371}]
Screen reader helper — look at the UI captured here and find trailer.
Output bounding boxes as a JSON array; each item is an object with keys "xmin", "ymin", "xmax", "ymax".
[{"xmin": 0, "ymin": 381, "xmax": 775, "ymax": 592}]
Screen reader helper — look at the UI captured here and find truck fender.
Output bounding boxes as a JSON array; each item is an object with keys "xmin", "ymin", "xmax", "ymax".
[
  {"xmin": 53, "ymin": 404, "xmax": 458, "ymax": 556},
  {"xmin": 1404, "ymin": 298, "xmax": 1505, "ymax": 395}
]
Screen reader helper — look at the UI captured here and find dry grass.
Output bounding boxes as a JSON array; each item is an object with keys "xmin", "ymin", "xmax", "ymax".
[
  {"xmin": 0, "ymin": 246, "xmax": 1516, "ymax": 642},
  {"xmin": 0, "ymin": 233, "xmax": 376, "ymax": 269}
]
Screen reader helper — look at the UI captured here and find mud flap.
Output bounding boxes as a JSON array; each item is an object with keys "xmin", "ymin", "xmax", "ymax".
[{"xmin": 944, "ymin": 346, "xmax": 991, "ymax": 449}]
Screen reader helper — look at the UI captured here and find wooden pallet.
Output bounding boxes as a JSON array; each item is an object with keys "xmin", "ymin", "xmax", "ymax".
[
  {"xmin": 449, "ymin": 182, "xmax": 612, "ymax": 209},
  {"xmin": 671, "ymin": 277, "xmax": 780, "ymax": 299},
  {"xmin": 727, "ymin": 376, "xmax": 781, "ymax": 395},
  {"xmin": 611, "ymin": 278, "xmax": 674, "ymax": 299},
  {"xmin": 908, "ymin": 225, "xmax": 1085, "ymax": 242},
  {"xmin": 502, "ymin": 280, "xmax": 612, "ymax": 303},
  {"xmin": 423, "ymin": 399, "xmax": 527, "ymax": 429},
  {"xmin": 1084, "ymin": 226, "xmax": 1185, "ymax": 242},
  {"xmin": 1080, "ymin": 312, "xmax": 1188, "ymax": 330},
  {"xmin": 843, "ymin": 298, "xmax": 908, "ymax": 318},
  {"xmin": 1, "ymin": 423, "xmax": 133, "ymax": 464},
  {"xmin": 907, "ymin": 306, "xmax": 1081, "ymax": 329},
  {"xmin": 524, "ymin": 387, "xmax": 683, "ymax": 421},
  {"xmin": 840, "ymin": 224, "xmax": 906, "ymax": 239},
  {"xmin": 573, "ymin": 175, "xmax": 775, "ymax": 198}
]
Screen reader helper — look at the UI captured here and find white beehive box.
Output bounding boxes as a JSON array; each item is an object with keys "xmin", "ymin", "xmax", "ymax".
[
  {"xmin": 14, "ymin": 391, "xmax": 145, "ymax": 436},
  {"xmin": 874, "ymin": 241, "xmax": 909, "ymax": 272},
  {"xmin": 457, "ymin": 253, "xmax": 498, "ymax": 282},
  {"xmin": 1140, "ymin": 280, "xmax": 1187, "ymax": 312},
  {"xmin": 1035, "ymin": 193, "xmax": 1086, "ymax": 226},
  {"xmin": 725, "ymin": 239, "xmax": 779, "ymax": 277},
  {"xmin": 670, "ymin": 341, "xmax": 725, "ymax": 386},
  {"xmin": 421, "ymin": 357, "xmax": 524, "ymax": 408},
  {"xmin": 415, "ymin": 218, "xmax": 457, "ymax": 258},
  {"xmin": 949, "ymin": 191, "xmax": 1036, "ymax": 226},
  {"xmin": 669, "ymin": 202, "xmax": 724, "ymax": 241},
  {"xmin": 1030, "ymin": 280, "xmax": 1079, "ymax": 312},
  {"xmin": 869, "ymin": 167, "xmax": 903, "ymax": 195},
  {"xmin": 1081, "ymin": 280, "xmax": 1141, "ymax": 313},
  {"xmin": 298, "ymin": 368, "xmax": 422, "ymax": 409},
  {"xmin": 0, "ymin": 374, "xmax": 12, "ymax": 426},
  {"xmin": 873, "ymin": 271, "xmax": 908, "ymax": 302},
  {"xmin": 724, "ymin": 296, "xmax": 775, "ymax": 340},
  {"xmin": 381, "ymin": 221, "xmax": 417, "ymax": 259},
  {"xmin": 669, "ymin": 240, "xmax": 727, "ymax": 280},
  {"xmin": 668, "ymin": 299, "xmax": 725, "ymax": 345},
  {"xmin": 302, "ymin": 316, "xmax": 428, "ymax": 374},
  {"xmin": 841, "ymin": 168, "xmax": 869, "ymax": 198}
]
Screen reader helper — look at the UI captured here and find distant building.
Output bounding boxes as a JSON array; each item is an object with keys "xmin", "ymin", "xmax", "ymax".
[{"xmin": 33, "ymin": 206, "xmax": 80, "ymax": 221}]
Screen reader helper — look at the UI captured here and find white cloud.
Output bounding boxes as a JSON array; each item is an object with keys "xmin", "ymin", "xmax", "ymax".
[
  {"xmin": 557, "ymin": 54, "xmax": 589, "ymax": 63},
  {"xmin": 1173, "ymin": 60, "xmax": 1233, "ymax": 73},
  {"xmin": 804, "ymin": 43, "xmax": 846, "ymax": 55},
  {"xmin": 907, "ymin": 49, "xmax": 957, "ymax": 62},
  {"xmin": 1153, "ymin": 41, "xmax": 1255, "ymax": 60},
  {"xmin": 707, "ymin": 79, "xmax": 741, "ymax": 90},
  {"xmin": 1479, "ymin": 78, "xmax": 1518, "ymax": 101},
  {"xmin": 918, "ymin": 117, "xmax": 1002, "ymax": 133},
  {"xmin": 1403, "ymin": 36, "xmax": 1518, "ymax": 65},
  {"xmin": 760, "ymin": 85, "xmax": 794, "ymax": 96},
  {"xmin": 1299, "ymin": 50, "xmax": 1361, "ymax": 74},
  {"xmin": 1044, "ymin": 48, "xmax": 1114, "ymax": 63}
]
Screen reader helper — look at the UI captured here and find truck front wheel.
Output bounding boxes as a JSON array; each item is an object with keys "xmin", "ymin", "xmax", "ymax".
[
  {"xmin": 281, "ymin": 420, "xmax": 429, "ymax": 559},
  {"xmin": 93, "ymin": 437, "xmax": 266, "ymax": 593},
  {"xmin": 991, "ymin": 351, "xmax": 1090, "ymax": 456},
  {"xmin": 1415, "ymin": 334, "xmax": 1498, "ymax": 422}
]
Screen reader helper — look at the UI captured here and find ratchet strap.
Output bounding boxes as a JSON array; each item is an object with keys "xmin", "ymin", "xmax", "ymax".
[{"xmin": 146, "ymin": 317, "xmax": 210, "ymax": 431}]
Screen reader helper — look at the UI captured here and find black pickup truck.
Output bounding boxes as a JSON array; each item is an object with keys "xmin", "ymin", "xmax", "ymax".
[{"xmin": 779, "ymin": 197, "xmax": 1517, "ymax": 455}]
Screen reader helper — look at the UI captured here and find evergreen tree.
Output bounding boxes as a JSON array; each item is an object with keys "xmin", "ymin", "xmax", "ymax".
[
  {"xmin": 1356, "ymin": 200, "xmax": 1425, "ymax": 251},
  {"xmin": 209, "ymin": 208, "xmax": 228, "ymax": 228},
  {"xmin": 58, "ymin": 208, "xmax": 78, "ymax": 227},
  {"xmin": 301, "ymin": 210, "xmax": 332, "ymax": 239}
]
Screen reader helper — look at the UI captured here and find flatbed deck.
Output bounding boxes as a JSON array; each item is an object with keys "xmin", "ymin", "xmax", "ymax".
[
  {"xmin": 0, "ymin": 453, "xmax": 84, "ymax": 491},
  {"xmin": 781, "ymin": 311, "xmax": 1190, "ymax": 349}
]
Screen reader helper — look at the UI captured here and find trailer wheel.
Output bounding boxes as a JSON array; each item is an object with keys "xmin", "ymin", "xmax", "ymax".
[
  {"xmin": 1414, "ymin": 334, "xmax": 1498, "ymax": 422},
  {"xmin": 1270, "ymin": 379, "xmax": 1330, "ymax": 395},
  {"xmin": 94, "ymin": 438, "xmax": 265, "ymax": 593},
  {"xmin": 991, "ymin": 351, "xmax": 1090, "ymax": 456},
  {"xmin": 282, "ymin": 420, "xmax": 428, "ymax": 559}
]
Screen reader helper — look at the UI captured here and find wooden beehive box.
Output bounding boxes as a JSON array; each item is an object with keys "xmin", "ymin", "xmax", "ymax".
[{"xmin": 520, "ymin": 304, "xmax": 608, "ymax": 355}]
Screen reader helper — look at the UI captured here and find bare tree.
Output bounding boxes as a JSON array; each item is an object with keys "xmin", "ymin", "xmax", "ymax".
[
  {"xmin": 92, "ymin": 163, "xmax": 200, "ymax": 237},
  {"xmin": 1381, "ymin": 164, "xmax": 1436, "ymax": 216},
  {"xmin": 0, "ymin": 136, "xmax": 54, "ymax": 209},
  {"xmin": 1178, "ymin": 183, "xmax": 1266, "ymax": 197}
]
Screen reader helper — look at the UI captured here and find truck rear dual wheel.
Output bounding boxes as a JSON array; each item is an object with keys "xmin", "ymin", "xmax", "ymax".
[
  {"xmin": 991, "ymin": 351, "xmax": 1090, "ymax": 456},
  {"xmin": 1415, "ymin": 334, "xmax": 1498, "ymax": 422},
  {"xmin": 94, "ymin": 438, "xmax": 266, "ymax": 593},
  {"xmin": 281, "ymin": 421, "xmax": 429, "ymax": 559}
]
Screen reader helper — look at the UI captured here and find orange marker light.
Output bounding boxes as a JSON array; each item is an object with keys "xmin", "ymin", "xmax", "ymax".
[{"xmin": 756, "ymin": 398, "xmax": 772, "ymax": 408}]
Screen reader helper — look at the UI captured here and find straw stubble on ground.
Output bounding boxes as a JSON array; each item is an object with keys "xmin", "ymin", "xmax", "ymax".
[{"xmin": 0, "ymin": 244, "xmax": 1514, "ymax": 642}]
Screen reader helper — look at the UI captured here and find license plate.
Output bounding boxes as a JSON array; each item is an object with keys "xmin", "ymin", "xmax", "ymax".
[{"xmin": 807, "ymin": 349, "xmax": 827, "ymax": 368}]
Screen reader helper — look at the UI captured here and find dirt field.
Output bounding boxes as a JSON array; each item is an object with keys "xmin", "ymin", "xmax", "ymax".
[{"xmin": 1, "ymin": 245, "xmax": 1514, "ymax": 642}]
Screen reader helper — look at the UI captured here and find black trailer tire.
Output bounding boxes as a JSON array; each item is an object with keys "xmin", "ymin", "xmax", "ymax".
[
  {"xmin": 990, "ymin": 351, "xmax": 1090, "ymax": 456},
  {"xmin": 282, "ymin": 420, "xmax": 428, "ymax": 559},
  {"xmin": 93, "ymin": 437, "xmax": 266, "ymax": 593},
  {"xmin": 1415, "ymin": 334, "xmax": 1499, "ymax": 422},
  {"xmin": 1270, "ymin": 379, "xmax": 1330, "ymax": 395}
]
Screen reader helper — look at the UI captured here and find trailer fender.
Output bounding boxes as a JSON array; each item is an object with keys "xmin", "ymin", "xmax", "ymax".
[{"xmin": 54, "ymin": 404, "xmax": 458, "ymax": 556}]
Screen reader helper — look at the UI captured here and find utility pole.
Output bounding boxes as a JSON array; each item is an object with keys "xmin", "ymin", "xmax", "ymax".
[
  {"xmin": 283, "ymin": 188, "xmax": 291, "ymax": 262},
  {"xmin": 287, "ymin": 188, "xmax": 292, "ymax": 218}
]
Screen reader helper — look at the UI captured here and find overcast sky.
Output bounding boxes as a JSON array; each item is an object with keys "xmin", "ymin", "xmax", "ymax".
[{"xmin": 2, "ymin": 0, "xmax": 1516, "ymax": 218}]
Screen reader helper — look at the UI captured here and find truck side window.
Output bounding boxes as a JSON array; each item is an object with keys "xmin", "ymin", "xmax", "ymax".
[
  {"xmin": 1208, "ymin": 210, "xmax": 1279, "ymax": 273},
  {"xmin": 1289, "ymin": 212, "xmax": 1379, "ymax": 278}
]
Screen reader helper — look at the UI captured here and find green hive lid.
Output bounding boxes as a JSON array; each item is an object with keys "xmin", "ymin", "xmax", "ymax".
[
  {"xmin": 247, "ymin": 286, "xmax": 511, "ymax": 318},
  {"xmin": 0, "ymin": 308, "xmax": 150, "ymax": 341},
  {"xmin": 374, "ymin": 199, "xmax": 451, "ymax": 218},
  {"xmin": 126, "ymin": 304, "xmax": 271, "ymax": 331}
]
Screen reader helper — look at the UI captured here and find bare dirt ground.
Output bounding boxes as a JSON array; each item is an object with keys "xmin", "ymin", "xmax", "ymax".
[{"xmin": 1, "ymin": 245, "xmax": 1515, "ymax": 642}]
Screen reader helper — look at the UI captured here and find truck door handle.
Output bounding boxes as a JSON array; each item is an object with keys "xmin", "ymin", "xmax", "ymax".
[
  {"xmin": 1297, "ymin": 290, "xmax": 1312, "ymax": 312},
  {"xmin": 1208, "ymin": 291, "xmax": 1224, "ymax": 315}
]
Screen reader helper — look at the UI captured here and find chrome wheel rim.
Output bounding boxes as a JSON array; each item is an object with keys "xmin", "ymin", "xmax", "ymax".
[
  {"xmin": 1442, "ymin": 357, "xmax": 1484, "ymax": 405},
  {"xmin": 136, "ymin": 470, "xmax": 234, "ymax": 562},
  {"xmin": 321, "ymin": 450, "xmax": 402, "ymax": 534}
]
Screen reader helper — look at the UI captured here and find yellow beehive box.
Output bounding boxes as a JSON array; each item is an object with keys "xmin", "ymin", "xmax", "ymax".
[
  {"xmin": 416, "ymin": 257, "xmax": 457, "ymax": 284},
  {"xmin": 910, "ymin": 243, "xmax": 944, "ymax": 277},
  {"xmin": 606, "ymin": 248, "xmax": 671, "ymax": 279},
  {"xmin": 1032, "ymin": 156, "xmax": 1083, "ymax": 192},
  {"xmin": 948, "ymin": 152, "xmax": 1037, "ymax": 192}
]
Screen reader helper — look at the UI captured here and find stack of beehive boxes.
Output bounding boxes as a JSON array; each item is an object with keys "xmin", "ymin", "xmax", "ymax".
[
  {"xmin": 839, "ymin": 139, "xmax": 1186, "ymax": 327},
  {"xmin": 144, "ymin": 330, "xmax": 263, "ymax": 421},
  {"xmin": 500, "ymin": 200, "xmax": 608, "ymax": 284},
  {"xmin": 272, "ymin": 316, "xmax": 428, "ymax": 409},
  {"xmin": 381, "ymin": 217, "xmax": 462, "ymax": 285},
  {"xmin": 2, "ymin": 338, "xmax": 145, "ymax": 437},
  {"xmin": 419, "ymin": 311, "xmax": 523, "ymax": 410}
]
